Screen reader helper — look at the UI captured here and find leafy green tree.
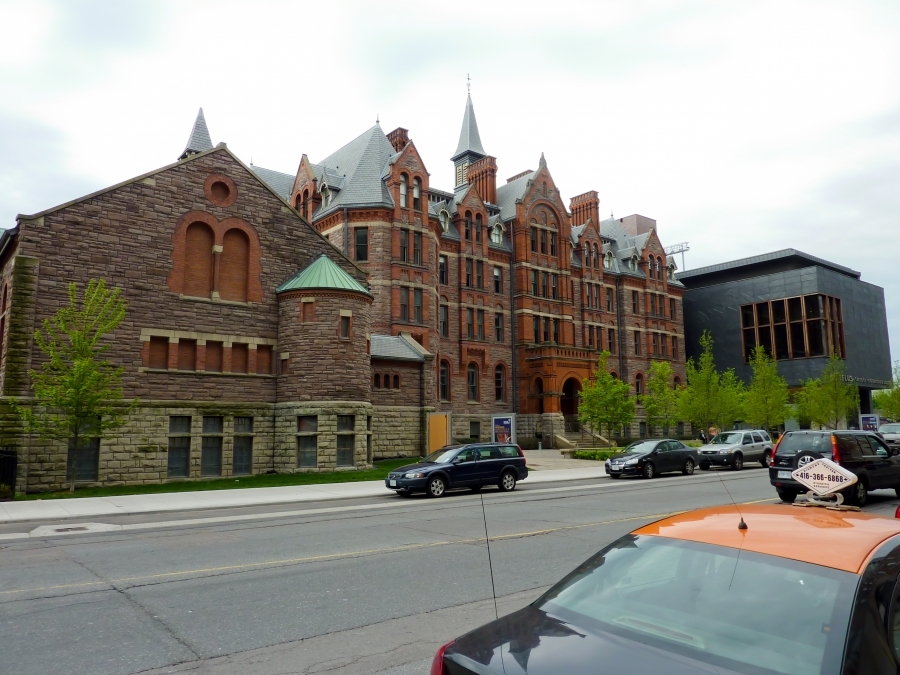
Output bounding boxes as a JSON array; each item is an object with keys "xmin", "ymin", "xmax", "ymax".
[
  {"xmin": 579, "ymin": 351, "xmax": 636, "ymax": 441},
  {"xmin": 873, "ymin": 362, "xmax": 900, "ymax": 421},
  {"xmin": 13, "ymin": 279, "xmax": 137, "ymax": 491},
  {"xmin": 743, "ymin": 345, "xmax": 790, "ymax": 432},
  {"xmin": 677, "ymin": 331, "xmax": 744, "ymax": 432},
  {"xmin": 796, "ymin": 351, "xmax": 859, "ymax": 429},
  {"xmin": 642, "ymin": 361, "xmax": 679, "ymax": 436}
]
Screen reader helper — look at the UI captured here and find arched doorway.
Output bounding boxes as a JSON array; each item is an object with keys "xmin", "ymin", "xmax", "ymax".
[
  {"xmin": 534, "ymin": 378, "xmax": 544, "ymax": 414},
  {"xmin": 561, "ymin": 378, "xmax": 582, "ymax": 430}
]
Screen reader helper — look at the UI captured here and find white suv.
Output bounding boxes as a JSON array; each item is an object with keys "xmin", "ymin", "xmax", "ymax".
[
  {"xmin": 878, "ymin": 423, "xmax": 900, "ymax": 455},
  {"xmin": 698, "ymin": 429, "xmax": 775, "ymax": 470}
]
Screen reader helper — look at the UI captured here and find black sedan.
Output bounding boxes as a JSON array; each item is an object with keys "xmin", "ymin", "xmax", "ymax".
[
  {"xmin": 385, "ymin": 443, "xmax": 527, "ymax": 497},
  {"xmin": 604, "ymin": 439, "xmax": 697, "ymax": 479}
]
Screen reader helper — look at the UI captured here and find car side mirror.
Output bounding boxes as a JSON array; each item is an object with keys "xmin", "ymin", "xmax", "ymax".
[{"xmin": 452, "ymin": 457, "xmax": 463, "ymax": 464}]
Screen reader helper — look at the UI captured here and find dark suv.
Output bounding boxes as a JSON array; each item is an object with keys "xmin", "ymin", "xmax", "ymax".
[
  {"xmin": 385, "ymin": 443, "xmax": 527, "ymax": 498},
  {"xmin": 769, "ymin": 430, "xmax": 900, "ymax": 506}
]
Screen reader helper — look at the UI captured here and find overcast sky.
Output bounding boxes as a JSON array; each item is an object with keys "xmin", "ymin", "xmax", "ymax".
[{"xmin": 1, "ymin": 0, "xmax": 898, "ymax": 363}]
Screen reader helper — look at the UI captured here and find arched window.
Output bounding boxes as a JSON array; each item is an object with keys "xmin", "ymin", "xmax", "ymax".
[
  {"xmin": 374, "ymin": 374, "xmax": 381, "ymax": 389},
  {"xmin": 475, "ymin": 213, "xmax": 483, "ymax": 243},
  {"xmin": 635, "ymin": 373, "xmax": 644, "ymax": 396},
  {"xmin": 439, "ymin": 210, "xmax": 450, "ymax": 232},
  {"xmin": 302, "ymin": 189, "xmax": 310, "ymax": 219},
  {"xmin": 399, "ymin": 174, "xmax": 408, "ymax": 208},
  {"xmin": 494, "ymin": 365, "xmax": 505, "ymax": 402},
  {"xmin": 413, "ymin": 177, "xmax": 421, "ymax": 210},
  {"xmin": 605, "ymin": 251, "xmax": 613, "ymax": 269},
  {"xmin": 383, "ymin": 373, "xmax": 391, "ymax": 389},
  {"xmin": 658, "ymin": 257, "xmax": 665, "ymax": 280},
  {"xmin": 610, "ymin": 371, "xmax": 618, "ymax": 380},
  {"xmin": 584, "ymin": 244, "xmax": 591, "ymax": 268},
  {"xmin": 439, "ymin": 360, "xmax": 451, "ymax": 401},
  {"xmin": 393, "ymin": 374, "xmax": 400, "ymax": 389},
  {"xmin": 467, "ymin": 363, "xmax": 479, "ymax": 401},
  {"xmin": 490, "ymin": 224, "xmax": 502, "ymax": 244},
  {"xmin": 673, "ymin": 376, "xmax": 682, "ymax": 390},
  {"xmin": 465, "ymin": 211, "xmax": 472, "ymax": 240},
  {"xmin": 219, "ymin": 228, "xmax": 250, "ymax": 302},
  {"xmin": 593, "ymin": 244, "xmax": 600, "ymax": 269},
  {"xmin": 184, "ymin": 222, "xmax": 215, "ymax": 298}
]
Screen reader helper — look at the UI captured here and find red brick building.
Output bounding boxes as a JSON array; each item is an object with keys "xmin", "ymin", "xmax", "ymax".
[{"xmin": 0, "ymin": 99, "xmax": 686, "ymax": 492}]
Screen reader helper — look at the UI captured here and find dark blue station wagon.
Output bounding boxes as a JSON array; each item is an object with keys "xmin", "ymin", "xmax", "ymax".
[{"xmin": 385, "ymin": 443, "xmax": 528, "ymax": 497}]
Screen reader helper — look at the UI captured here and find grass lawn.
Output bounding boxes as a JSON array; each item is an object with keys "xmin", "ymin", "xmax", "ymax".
[{"xmin": 15, "ymin": 458, "xmax": 420, "ymax": 501}]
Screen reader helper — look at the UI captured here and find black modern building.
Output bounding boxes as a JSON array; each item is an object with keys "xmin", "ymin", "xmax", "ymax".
[{"xmin": 677, "ymin": 249, "xmax": 891, "ymax": 414}]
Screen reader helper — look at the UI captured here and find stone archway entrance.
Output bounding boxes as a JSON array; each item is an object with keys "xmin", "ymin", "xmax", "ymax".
[{"xmin": 561, "ymin": 378, "xmax": 581, "ymax": 430}]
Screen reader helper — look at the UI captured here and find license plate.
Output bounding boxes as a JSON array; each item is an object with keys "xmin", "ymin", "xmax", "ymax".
[
  {"xmin": 777, "ymin": 471, "xmax": 791, "ymax": 479},
  {"xmin": 389, "ymin": 479, "xmax": 397, "ymax": 487}
]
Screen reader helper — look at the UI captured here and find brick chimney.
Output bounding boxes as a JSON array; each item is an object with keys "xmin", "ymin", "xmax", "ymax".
[
  {"xmin": 570, "ymin": 191, "xmax": 600, "ymax": 227},
  {"xmin": 466, "ymin": 156, "xmax": 498, "ymax": 205},
  {"xmin": 387, "ymin": 127, "xmax": 409, "ymax": 153}
]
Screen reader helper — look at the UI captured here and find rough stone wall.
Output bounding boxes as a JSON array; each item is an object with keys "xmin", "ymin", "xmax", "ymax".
[
  {"xmin": 273, "ymin": 401, "xmax": 373, "ymax": 471},
  {"xmin": 370, "ymin": 405, "xmax": 424, "ymax": 459},
  {"xmin": 11, "ymin": 148, "xmax": 367, "ymax": 403},
  {"xmin": 276, "ymin": 291, "xmax": 372, "ymax": 402},
  {"xmin": 370, "ymin": 359, "xmax": 422, "ymax": 407},
  {"xmin": 0, "ymin": 255, "xmax": 39, "ymax": 397}
]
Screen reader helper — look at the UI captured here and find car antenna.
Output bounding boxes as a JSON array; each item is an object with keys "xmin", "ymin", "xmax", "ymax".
[
  {"xmin": 713, "ymin": 459, "xmax": 748, "ymax": 530},
  {"xmin": 479, "ymin": 489, "xmax": 500, "ymax": 620}
]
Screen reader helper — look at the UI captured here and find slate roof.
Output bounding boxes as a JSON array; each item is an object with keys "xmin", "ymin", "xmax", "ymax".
[
  {"xmin": 180, "ymin": 109, "xmax": 213, "ymax": 159},
  {"xmin": 370, "ymin": 335, "xmax": 425, "ymax": 362},
  {"xmin": 250, "ymin": 165, "xmax": 294, "ymax": 201},
  {"xmin": 676, "ymin": 248, "xmax": 861, "ymax": 281},
  {"xmin": 495, "ymin": 171, "xmax": 533, "ymax": 221},
  {"xmin": 451, "ymin": 93, "xmax": 486, "ymax": 161},
  {"xmin": 311, "ymin": 124, "xmax": 396, "ymax": 221},
  {"xmin": 277, "ymin": 254, "xmax": 371, "ymax": 295}
]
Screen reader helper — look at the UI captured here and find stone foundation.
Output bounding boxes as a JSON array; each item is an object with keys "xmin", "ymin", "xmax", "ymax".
[{"xmin": 371, "ymin": 405, "xmax": 427, "ymax": 459}]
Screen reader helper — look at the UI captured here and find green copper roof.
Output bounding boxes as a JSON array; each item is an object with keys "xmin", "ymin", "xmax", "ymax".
[{"xmin": 277, "ymin": 254, "xmax": 371, "ymax": 295}]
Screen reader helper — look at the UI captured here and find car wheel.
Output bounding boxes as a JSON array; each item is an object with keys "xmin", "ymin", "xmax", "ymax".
[
  {"xmin": 761, "ymin": 451, "xmax": 772, "ymax": 468},
  {"xmin": 397, "ymin": 490, "xmax": 412, "ymax": 498},
  {"xmin": 498, "ymin": 470, "xmax": 517, "ymax": 492},
  {"xmin": 793, "ymin": 450, "xmax": 823, "ymax": 469},
  {"xmin": 642, "ymin": 462, "xmax": 655, "ymax": 479},
  {"xmin": 609, "ymin": 474, "xmax": 621, "ymax": 479},
  {"xmin": 682, "ymin": 458, "xmax": 695, "ymax": 475},
  {"xmin": 731, "ymin": 453, "xmax": 743, "ymax": 471},
  {"xmin": 699, "ymin": 461, "xmax": 710, "ymax": 471},
  {"xmin": 849, "ymin": 480, "xmax": 867, "ymax": 507},
  {"xmin": 777, "ymin": 488, "xmax": 798, "ymax": 504},
  {"xmin": 426, "ymin": 476, "xmax": 447, "ymax": 498}
]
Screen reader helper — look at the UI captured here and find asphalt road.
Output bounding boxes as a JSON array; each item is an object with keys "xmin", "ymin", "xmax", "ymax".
[{"xmin": 2, "ymin": 465, "xmax": 899, "ymax": 675}]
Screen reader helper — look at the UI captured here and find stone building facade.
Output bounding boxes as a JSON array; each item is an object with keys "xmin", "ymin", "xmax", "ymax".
[{"xmin": 0, "ymin": 98, "xmax": 687, "ymax": 492}]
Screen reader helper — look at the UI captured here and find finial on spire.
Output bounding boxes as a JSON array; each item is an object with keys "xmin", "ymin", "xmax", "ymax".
[
  {"xmin": 376, "ymin": 113, "xmax": 380, "ymax": 124},
  {"xmin": 467, "ymin": 73, "xmax": 471, "ymax": 94},
  {"xmin": 538, "ymin": 152, "xmax": 547, "ymax": 169}
]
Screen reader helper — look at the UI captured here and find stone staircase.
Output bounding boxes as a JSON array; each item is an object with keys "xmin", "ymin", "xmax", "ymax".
[{"xmin": 560, "ymin": 428, "xmax": 610, "ymax": 449}]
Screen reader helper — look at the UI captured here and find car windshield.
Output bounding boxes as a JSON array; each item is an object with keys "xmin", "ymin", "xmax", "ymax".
[
  {"xmin": 421, "ymin": 447, "xmax": 459, "ymax": 464},
  {"xmin": 711, "ymin": 432, "xmax": 743, "ymax": 444},
  {"xmin": 538, "ymin": 536, "xmax": 855, "ymax": 675},
  {"xmin": 880, "ymin": 424, "xmax": 900, "ymax": 434},
  {"xmin": 623, "ymin": 441, "xmax": 657, "ymax": 454}
]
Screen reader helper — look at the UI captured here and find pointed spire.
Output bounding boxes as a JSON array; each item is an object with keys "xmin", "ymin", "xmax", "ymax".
[
  {"xmin": 451, "ymin": 93, "xmax": 486, "ymax": 161},
  {"xmin": 179, "ymin": 108, "xmax": 213, "ymax": 160},
  {"xmin": 539, "ymin": 152, "xmax": 547, "ymax": 170}
]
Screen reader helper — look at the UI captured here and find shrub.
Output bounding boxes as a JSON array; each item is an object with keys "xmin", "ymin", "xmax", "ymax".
[{"xmin": 574, "ymin": 450, "xmax": 625, "ymax": 461}]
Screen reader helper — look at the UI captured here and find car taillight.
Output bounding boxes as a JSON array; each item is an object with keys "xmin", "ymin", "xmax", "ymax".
[
  {"xmin": 831, "ymin": 434, "xmax": 841, "ymax": 465},
  {"xmin": 430, "ymin": 640, "xmax": 454, "ymax": 675},
  {"xmin": 517, "ymin": 444, "xmax": 526, "ymax": 460},
  {"xmin": 895, "ymin": 505, "xmax": 900, "ymax": 520},
  {"xmin": 772, "ymin": 435, "xmax": 783, "ymax": 458}
]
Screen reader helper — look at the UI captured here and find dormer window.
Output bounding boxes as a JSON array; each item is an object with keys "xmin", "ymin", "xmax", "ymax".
[
  {"xmin": 490, "ymin": 224, "xmax": 502, "ymax": 244},
  {"xmin": 630, "ymin": 256, "xmax": 638, "ymax": 271},
  {"xmin": 399, "ymin": 173, "xmax": 408, "ymax": 208},
  {"xmin": 439, "ymin": 209, "xmax": 450, "ymax": 232},
  {"xmin": 605, "ymin": 251, "xmax": 613, "ymax": 269},
  {"xmin": 667, "ymin": 263, "xmax": 676, "ymax": 281},
  {"xmin": 321, "ymin": 185, "xmax": 332, "ymax": 206}
]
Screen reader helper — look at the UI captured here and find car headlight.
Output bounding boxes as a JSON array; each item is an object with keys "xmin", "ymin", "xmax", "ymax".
[
  {"xmin": 624, "ymin": 458, "xmax": 638, "ymax": 466},
  {"xmin": 718, "ymin": 448, "xmax": 733, "ymax": 454},
  {"xmin": 404, "ymin": 472, "xmax": 425, "ymax": 479}
]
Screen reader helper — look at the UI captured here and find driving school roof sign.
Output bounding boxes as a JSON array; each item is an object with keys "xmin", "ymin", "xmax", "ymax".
[{"xmin": 791, "ymin": 458, "xmax": 857, "ymax": 496}]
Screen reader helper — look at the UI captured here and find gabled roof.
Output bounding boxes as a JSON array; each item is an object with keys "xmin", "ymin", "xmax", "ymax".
[
  {"xmin": 179, "ymin": 108, "xmax": 213, "ymax": 160},
  {"xmin": 451, "ymin": 93, "xmax": 487, "ymax": 161},
  {"xmin": 311, "ymin": 124, "xmax": 396, "ymax": 221},
  {"xmin": 495, "ymin": 171, "xmax": 534, "ymax": 221},
  {"xmin": 277, "ymin": 254, "xmax": 371, "ymax": 295},
  {"xmin": 250, "ymin": 165, "xmax": 294, "ymax": 201},
  {"xmin": 370, "ymin": 335, "xmax": 425, "ymax": 362}
]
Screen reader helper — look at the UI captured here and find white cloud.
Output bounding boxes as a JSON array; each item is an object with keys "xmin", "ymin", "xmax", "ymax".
[{"xmin": 1, "ymin": 0, "xmax": 898, "ymax": 360}]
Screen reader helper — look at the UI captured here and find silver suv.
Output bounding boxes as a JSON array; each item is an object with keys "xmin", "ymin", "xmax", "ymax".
[
  {"xmin": 879, "ymin": 423, "xmax": 900, "ymax": 455},
  {"xmin": 698, "ymin": 429, "xmax": 774, "ymax": 471}
]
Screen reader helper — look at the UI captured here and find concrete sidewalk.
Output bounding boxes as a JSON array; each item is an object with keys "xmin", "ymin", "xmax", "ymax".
[{"xmin": 0, "ymin": 465, "xmax": 607, "ymax": 524}]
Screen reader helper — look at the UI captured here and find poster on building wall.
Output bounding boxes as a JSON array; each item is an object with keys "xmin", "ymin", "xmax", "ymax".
[
  {"xmin": 860, "ymin": 414, "xmax": 879, "ymax": 432},
  {"xmin": 492, "ymin": 415, "xmax": 516, "ymax": 444}
]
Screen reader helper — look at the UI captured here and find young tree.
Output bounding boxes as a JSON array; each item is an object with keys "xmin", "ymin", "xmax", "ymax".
[
  {"xmin": 678, "ymin": 331, "xmax": 744, "ymax": 432},
  {"xmin": 873, "ymin": 362, "xmax": 900, "ymax": 421},
  {"xmin": 579, "ymin": 351, "xmax": 636, "ymax": 441},
  {"xmin": 642, "ymin": 361, "xmax": 679, "ymax": 436},
  {"xmin": 796, "ymin": 351, "xmax": 859, "ymax": 429},
  {"xmin": 743, "ymin": 345, "xmax": 790, "ymax": 432},
  {"xmin": 13, "ymin": 279, "xmax": 137, "ymax": 491}
]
